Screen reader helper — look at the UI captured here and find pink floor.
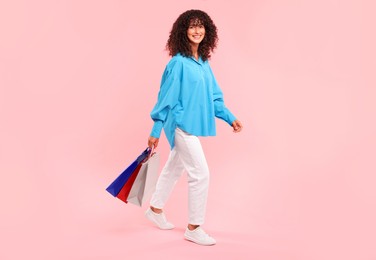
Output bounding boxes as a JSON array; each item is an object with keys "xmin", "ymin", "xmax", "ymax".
[{"xmin": 1, "ymin": 170, "xmax": 375, "ymax": 260}]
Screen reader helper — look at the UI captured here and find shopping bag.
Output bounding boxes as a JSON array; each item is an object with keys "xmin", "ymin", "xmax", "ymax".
[
  {"xmin": 127, "ymin": 151, "xmax": 160, "ymax": 207},
  {"xmin": 106, "ymin": 148, "xmax": 150, "ymax": 197},
  {"xmin": 116, "ymin": 162, "xmax": 143, "ymax": 203}
]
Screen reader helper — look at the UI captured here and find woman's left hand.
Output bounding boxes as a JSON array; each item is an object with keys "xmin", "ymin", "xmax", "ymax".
[{"xmin": 232, "ymin": 120, "xmax": 243, "ymax": 133}]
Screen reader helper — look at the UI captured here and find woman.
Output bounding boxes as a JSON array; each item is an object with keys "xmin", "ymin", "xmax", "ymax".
[{"xmin": 145, "ymin": 9, "xmax": 243, "ymax": 246}]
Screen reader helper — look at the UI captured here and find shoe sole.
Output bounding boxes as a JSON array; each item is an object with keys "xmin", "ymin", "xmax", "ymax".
[{"xmin": 184, "ymin": 235, "xmax": 216, "ymax": 246}]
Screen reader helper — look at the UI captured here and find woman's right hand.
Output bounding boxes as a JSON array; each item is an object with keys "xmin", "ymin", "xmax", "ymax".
[{"xmin": 148, "ymin": 136, "xmax": 159, "ymax": 149}]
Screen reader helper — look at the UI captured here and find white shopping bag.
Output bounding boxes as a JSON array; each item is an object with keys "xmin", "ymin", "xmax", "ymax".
[{"xmin": 127, "ymin": 152, "xmax": 160, "ymax": 207}]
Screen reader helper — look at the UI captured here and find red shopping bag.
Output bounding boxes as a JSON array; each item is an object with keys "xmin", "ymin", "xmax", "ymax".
[
  {"xmin": 116, "ymin": 162, "xmax": 143, "ymax": 203},
  {"xmin": 106, "ymin": 148, "xmax": 150, "ymax": 197}
]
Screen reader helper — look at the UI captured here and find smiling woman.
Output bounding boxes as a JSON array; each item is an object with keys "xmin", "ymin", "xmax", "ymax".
[
  {"xmin": 165, "ymin": 9, "xmax": 219, "ymax": 62},
  {"xmin": 145, "ymin": 9, "xmax": 243, "ymax": 246}
]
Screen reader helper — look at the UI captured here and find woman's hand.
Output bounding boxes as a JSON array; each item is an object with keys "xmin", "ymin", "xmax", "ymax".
[
  {"xmin": 232, "ymin": 120, "xmax": 243, "ymax": 133},
  {"xmin": 148, "ymin": 136, "xmax": 159, "ymax": 149}
]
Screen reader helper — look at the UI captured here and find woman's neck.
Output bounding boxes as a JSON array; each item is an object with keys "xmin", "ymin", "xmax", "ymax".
[{"xmin": 190, "ymin": 44, "xmax": 199, "ymax": 61}]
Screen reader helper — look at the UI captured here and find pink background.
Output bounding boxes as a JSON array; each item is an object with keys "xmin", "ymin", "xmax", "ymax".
[{"xmin": 1, "ymin": 0, "xmax": 375, "ymax": 259}]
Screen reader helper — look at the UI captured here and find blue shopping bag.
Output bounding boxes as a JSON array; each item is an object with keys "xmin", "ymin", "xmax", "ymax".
[{"xmin": 106, "ymin": 148, "xmax": 150, "ymax": 197}]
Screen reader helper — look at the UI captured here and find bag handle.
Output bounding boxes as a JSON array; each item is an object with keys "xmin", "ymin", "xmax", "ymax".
[{"xmin": 147, "ymin": 145, "xmax": 155, "ymax": 160}]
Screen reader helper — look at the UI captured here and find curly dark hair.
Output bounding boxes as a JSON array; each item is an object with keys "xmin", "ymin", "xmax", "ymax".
[{"xmin": 166, "ymin": 9, "xmax": 218, "ymax": 61}]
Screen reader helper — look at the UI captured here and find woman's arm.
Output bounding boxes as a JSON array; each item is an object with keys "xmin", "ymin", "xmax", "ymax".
[
  {"xmin": 148, "ymin": 59, "xmax": 183, "ymax": 147},
  {"xmin": 209, "ymin": 66, "xmax": 243, "ymax": 133}
]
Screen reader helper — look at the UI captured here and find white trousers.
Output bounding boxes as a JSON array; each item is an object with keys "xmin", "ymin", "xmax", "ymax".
[{"xmin": 150, "ymin": 128, "xmax": 210, "ymax": 225}]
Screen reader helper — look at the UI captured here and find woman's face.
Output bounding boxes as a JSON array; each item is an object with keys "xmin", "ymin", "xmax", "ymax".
[{"xmin": 187, "ymin": 20, "xmax": 205, "ymax": 45}]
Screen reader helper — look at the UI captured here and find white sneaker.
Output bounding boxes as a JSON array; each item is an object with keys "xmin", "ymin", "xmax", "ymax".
[
  {"xmin": 145, "ymin": 208, "xmax": 175, "ymax": 230},
  {"xmin": 184, "ymin": 226, "xmax": 216, "ymax": 246}
]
